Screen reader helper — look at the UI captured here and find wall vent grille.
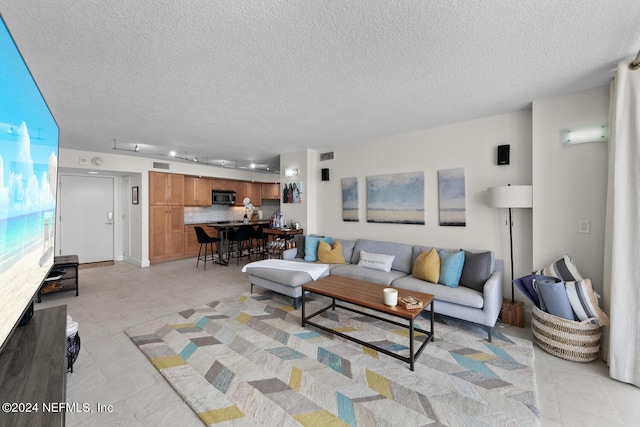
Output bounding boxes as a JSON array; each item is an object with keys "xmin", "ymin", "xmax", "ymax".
[
  {"xmin": 153, "ymin": 162, "xmax": 170, "ymax": 170},
  {"xmin": 320, "ymin": 151, "xmax": 334, "ymax": 161}
]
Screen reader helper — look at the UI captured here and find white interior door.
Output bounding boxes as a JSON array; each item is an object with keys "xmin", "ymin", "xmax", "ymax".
[{"xmin": 56, "ymin": 175, "xmax": 114, "ymax": 263}]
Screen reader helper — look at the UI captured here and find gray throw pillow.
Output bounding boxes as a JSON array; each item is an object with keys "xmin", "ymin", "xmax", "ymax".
[
  {"xmin": 293, "ymin": 235, "xmax": 305, "ymax": 258},
  {"xmin": 459, "ymin": 251, "xmax": 492, "ymax": 292}
]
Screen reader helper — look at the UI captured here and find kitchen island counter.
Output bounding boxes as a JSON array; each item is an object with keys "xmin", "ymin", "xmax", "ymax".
[{"xmin": 206, "ymin": 220, "xmax": 271, "ymax": 265}]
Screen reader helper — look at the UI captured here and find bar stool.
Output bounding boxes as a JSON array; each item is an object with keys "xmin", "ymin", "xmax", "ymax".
[
  {"xmin": 194, "ymin": 226, "xmax": 221, "ymax": 269},
  {"xmin": 227, "ymin": 225, "xmax": 253, "ymax": 265},
  {"xmin": 251, "ymin": 224, "xmax": 268, "ymax": 260}
]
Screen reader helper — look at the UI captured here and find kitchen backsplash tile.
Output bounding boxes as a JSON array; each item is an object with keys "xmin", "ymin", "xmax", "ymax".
[{"xmin": 184, "ymin": 199, "xmax": 278, "ymax": 224}]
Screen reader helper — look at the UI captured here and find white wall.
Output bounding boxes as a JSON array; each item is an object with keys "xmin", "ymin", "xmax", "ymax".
[
  {"xmin": 287, "ymin": 87, "xmax": 609, "ymax": 313},
  {"xmin": 279, "ymin": 88, "xmax": 617, "ymax": 361},
  {"xmin": 532, "ymin": 86, "xmax": 610, "ymax": 298},
  {"xmin": 304, "ymin": 110, "xmax": 535, "ymax": 301}
]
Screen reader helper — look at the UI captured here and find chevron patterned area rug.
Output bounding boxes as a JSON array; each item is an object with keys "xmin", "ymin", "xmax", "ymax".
[{"xmin": 126, "ymin": 293, "xmax": 539, "ymax": 426}]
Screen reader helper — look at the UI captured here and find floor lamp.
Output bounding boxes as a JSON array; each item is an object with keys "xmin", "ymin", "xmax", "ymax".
[{"xmin": 487, "ymin": 185, "xmax": 533, "ymax": 303}]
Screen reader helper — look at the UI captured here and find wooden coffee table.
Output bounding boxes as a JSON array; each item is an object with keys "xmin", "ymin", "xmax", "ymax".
[{"xmin": 302, "ymin": 276, "xmax": 434, "ymax": 371}]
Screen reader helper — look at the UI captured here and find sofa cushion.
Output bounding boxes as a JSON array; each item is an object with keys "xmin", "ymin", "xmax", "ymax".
[
  {"xmin": 330, "ymin": 264, "xmax": 407, "ymax": 286},
  {"xmin": 304, "ymin": 236, "xmax": 332, "ymax": 262},
  {"xmin": 357, "ymin": 250, "xmax": 395, "ymax": 272},
  {"xmin": 317, "ymin": 240, "xmax": 346, "ymax": 264},
  {"xmin": 351, "ymin": 239, "xmax": 413, "ymax": 274},
  {"xmin": 459, "ymin": 250, "xmax": 493, "ymax": 292},
  {"xmin": 412, "ymin": 248, "xmax": 440, "ymax": 283},
  {"xmin": 438, "ymin": 250, "xmax": 465, "ymax": 287},
  {"xmin": 393, "ymin": 276, "xmax": 484, "ymax": 308}
]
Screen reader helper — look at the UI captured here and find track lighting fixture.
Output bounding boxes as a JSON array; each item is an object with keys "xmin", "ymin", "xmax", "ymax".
[{"xmin": 109, "ymin": 139, "xmax": 277, "ymax": 173}]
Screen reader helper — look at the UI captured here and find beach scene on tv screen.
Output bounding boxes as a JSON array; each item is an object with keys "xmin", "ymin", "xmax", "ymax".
[{"xmin": 1, "ymin": 18, "xmax": 59, "ymax": 345}]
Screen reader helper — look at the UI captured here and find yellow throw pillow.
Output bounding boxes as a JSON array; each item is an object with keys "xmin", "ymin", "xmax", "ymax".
[
  {"xmin": 413, "ymin": 248, "xmax": 440, "ymax": 283},
  {"xmin": 317, "ymin": 240, "xmax": 345, "ymax": 264}
]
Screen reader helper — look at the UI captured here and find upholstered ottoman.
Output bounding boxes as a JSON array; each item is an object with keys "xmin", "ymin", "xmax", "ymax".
[{"xmin": 242, "ymin": 260, "xmax": 330, "ymax": 307}]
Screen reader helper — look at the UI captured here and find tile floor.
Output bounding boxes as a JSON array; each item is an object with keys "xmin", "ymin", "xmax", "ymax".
[{"xmin": 36, "ymin": 258, "xmax": 640, "ymax": 426}]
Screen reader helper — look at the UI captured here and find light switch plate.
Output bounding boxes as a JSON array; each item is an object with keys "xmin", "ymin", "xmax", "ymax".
[{"xmin": 578, "ymin": 220, "xmax": 591, "ymax": 234}]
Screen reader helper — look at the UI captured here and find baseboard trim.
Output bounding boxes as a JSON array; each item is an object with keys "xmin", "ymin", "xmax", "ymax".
[{"xmin": 79, "ymin": 260, "xmax": 115, "ymax": 270}]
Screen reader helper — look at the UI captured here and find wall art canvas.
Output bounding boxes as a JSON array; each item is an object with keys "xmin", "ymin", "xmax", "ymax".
[
  {"xmin": 438, "ymin": 168, "xmax": 466, "ymax": 226},
  {"xmin": 342, "ymin": 177, "xmax": 359, "ymax": 222},
  {"xmin": 366, "ymin": 172, "xmax": 424, "ymax": 224},
  {"xmin": 282, "ymin": 182, "xmax": 302, "ymax": 204}
]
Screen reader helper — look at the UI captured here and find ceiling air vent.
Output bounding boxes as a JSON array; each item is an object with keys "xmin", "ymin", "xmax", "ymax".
[
  {"xmin": 319, "ymin": 151, "xmax": 334, "ymax": 161},
  {"xmin": 153, "ymin": 162, "xmax": 170, "ymax": 170}
]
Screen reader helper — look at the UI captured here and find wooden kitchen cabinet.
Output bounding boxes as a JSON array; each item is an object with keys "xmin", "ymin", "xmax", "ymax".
[
  {"xmin": 150, "ymin": 206, "xmax": 185, "ymax": 261},
  {"xmin": 149, "ymin": 172, "xmax": 184, "ymax": 206},
  {"xmin": 250, "ymin": 182, "xmax": 262, "ymax": 205},
  {"xmin": 236, "ymin": 181, "xmax": 262, "ymax": 206},
  {"xmin": 211, "ymin": 179, "xmax": 237, "ymax": 192},
  {"xmin": 184, "ymin": 176, "xmax": 212, "ymax": 206},
  {"xmin": 261, "ymin": 183, "xmax": 280, "ymax": 200}
]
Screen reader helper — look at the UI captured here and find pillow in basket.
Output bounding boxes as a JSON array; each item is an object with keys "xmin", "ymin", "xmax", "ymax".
[
  {"xmin": 565, "ymin": 279, "xmax": 610, "ymax": 326},
  {"xmin": 535, "ymin": 254, "xmax": 583, "ymax": 281}
]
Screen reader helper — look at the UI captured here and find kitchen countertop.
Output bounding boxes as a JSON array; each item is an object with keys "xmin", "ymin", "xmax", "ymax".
[
  {"xmin": 190, "ymin": 220, "xmax": 272, "ymax": 228},
  {"xmin": 185, "ymin": 219, "xmax": 270, "ymax": 226}
]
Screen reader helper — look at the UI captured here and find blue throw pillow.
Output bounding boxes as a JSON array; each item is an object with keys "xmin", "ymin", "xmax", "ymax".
[
  {"xmin": 304, "ymin": 236, "xmax": 332, "ymax": 262},
  {"xmin": 438, "ymin": 250, "xmax": 465, "ymax": 287}
]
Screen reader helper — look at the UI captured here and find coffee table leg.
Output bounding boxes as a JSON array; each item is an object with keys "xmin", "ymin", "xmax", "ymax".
[
  {"xmin": 409, "ymin": 319, "xmax": 415, "ymax": 371},
  {"xmin": 332, "ymin": 298, "xmax": 336, "ymax": 310},
  {"xmin": 301, "ymin": 291, "xmax": 306, "ymax": 327},
  {"xmin": 430, "ymin": 301, "xmax": 435, "ymax": 342}
]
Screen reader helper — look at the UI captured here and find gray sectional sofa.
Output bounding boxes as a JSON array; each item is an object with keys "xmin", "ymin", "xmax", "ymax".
[{"xmin": 245, "ymin": 236, "xmax": 503, "ymax": 341}]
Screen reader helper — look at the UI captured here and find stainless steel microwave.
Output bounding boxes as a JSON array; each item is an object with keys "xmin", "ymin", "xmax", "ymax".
[{"xmin": 212, "ymin": 190, "xmax": 236, "ymax": 205}]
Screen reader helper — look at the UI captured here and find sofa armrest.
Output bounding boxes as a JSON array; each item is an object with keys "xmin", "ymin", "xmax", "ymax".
[
  {"xmin": 282, "ymin": 248, "xmax": 299, "ymax": 260},
  {"xmin": 482, "ymin": 269, "xmax": 503, "ymax": 326}
]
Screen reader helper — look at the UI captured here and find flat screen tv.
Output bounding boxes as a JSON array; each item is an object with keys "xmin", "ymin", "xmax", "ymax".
[{"xmin": 0, "ymin": 15, "xmax": 59, "ymax": 352}]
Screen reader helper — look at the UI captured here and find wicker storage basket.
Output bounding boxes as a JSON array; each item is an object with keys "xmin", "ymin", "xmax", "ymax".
[{"xmin": 531, "ymin": 306, "xmax": 601, "ymax": 362}]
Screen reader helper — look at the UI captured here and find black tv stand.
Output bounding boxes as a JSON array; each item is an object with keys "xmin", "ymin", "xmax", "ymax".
[
  {"xmin": 0, "ymin": 305, "xmax": 67, "ymax": 426},
  {"xmin": 38, "ymin": 255, "xmax": 79, "ymax": 303}
]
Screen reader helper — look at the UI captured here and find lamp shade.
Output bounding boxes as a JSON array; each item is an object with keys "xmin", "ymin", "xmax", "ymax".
[{"xmin": 487, "ymin": 185, "xmax": 533, "ymax": 208}]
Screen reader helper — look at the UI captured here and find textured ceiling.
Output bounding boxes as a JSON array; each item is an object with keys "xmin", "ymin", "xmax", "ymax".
[{"xmin": 2, "ymin": 1, "xmax": 640, "ymax": 172}]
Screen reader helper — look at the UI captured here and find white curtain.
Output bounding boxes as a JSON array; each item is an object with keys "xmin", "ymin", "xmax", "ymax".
[{"xmin": 604, "ymin": 62, "xmax": 640, "ymax": 387}]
